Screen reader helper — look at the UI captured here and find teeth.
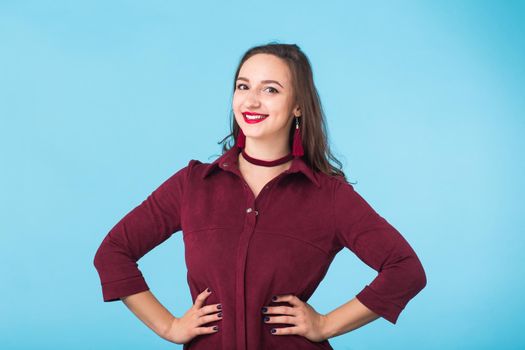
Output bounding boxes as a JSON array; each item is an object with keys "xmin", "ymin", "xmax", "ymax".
[{"xmin": 245, "ymin": 114, "xmax": 268, "ymax": 120}]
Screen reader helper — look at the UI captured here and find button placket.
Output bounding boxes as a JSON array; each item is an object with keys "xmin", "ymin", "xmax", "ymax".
[
  {"xmin": 226, "ymin": 159, "xmax": 269, "ymax": 349},
  {"xmin": 236, "ymin": 194, "xmax": 258, "ymax": 350},
  {"xmin": 246, "ymin": 207, "xmax": 259, "ymax": 216}
]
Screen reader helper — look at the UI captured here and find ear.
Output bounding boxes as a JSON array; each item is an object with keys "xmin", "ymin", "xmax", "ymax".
[{"xmin": 292, "ymin": 104, "xmax": 302, "ymax": 117}]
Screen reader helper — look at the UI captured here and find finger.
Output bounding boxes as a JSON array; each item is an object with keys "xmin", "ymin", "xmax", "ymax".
[
  {"xmin": 264, "ymin": 315, "xmax": 296, "ymax": 325},
  {"xmin": 194, "ymin": 288, "xmax": 212, "ymax": 309},
  {"xmin": 262, "ymin": 305, "xmax": 296, "ymax": 316},
  {"xmin": 198, "ymin": 303, "xmax": 222, "ymax": 315},
  {"xmin": 197, "ymin": 312, "xmax": 223, "ymax": 326},
  {"xmin": 273, "ymin": 294, "xmax": 302, "ymax": 307},
  {"xmin": 270, "ymin": 326, "xmax": 300, "ymax": 335},
  {"xmin": 194, "ymin": 325, "xmax": 219, "ymax": 335}
]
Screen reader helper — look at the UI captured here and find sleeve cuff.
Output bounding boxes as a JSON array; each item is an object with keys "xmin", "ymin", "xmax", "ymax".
[
  {"xmin": 355, "ymin": 285, "xmax": 404, "ymax": 324},
  {"xmin": 100, "ymin": 275, "xmax": 150, "ymax": 302}
]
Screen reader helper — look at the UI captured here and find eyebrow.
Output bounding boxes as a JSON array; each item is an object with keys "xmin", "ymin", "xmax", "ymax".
[{"xmin": 236, "ymin": 76, "xmax": 284, "ymax": 88}]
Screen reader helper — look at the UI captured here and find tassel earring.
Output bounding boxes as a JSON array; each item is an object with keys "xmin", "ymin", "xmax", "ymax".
[
  {"xmin": 236, "ymin": 127, "xmax": 246, "ymax": 149},
  {"xmin": 292, "ymin": 116, "xmax": 304, "ymax": 157}
]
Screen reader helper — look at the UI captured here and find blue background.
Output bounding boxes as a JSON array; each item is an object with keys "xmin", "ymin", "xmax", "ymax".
[{"xmin": 1, "ymin": 0, "xmax": 524, "ymax": 349}]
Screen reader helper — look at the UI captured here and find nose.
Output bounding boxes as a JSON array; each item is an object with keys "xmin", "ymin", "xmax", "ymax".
[{"xmin": 245, "ymin": 88, "xmax": 261, "ymax": 108}]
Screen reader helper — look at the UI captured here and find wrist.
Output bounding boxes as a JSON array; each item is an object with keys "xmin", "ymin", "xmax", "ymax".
[
  {"xmin": 320, "ymin": 313, "xmax": 334, "ymax": 340},
  {"xmin": 159, "ymin": 316, "xmax": 178, "ymax": 340}
]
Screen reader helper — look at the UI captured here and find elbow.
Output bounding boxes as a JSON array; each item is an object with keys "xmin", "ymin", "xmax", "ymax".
[
  {"xmin": 411, "ymin": 258, "xmax": 427, "ymax": 295},
  {"xmin": 397, "ymin": 253, "xmax": 427, "ymax": 298},
  {"xmin": 93, "ymin": 245, "xmax": 104, "ymax": 271},
  {"xmin": 416, "ymin": 270, "xmax": 427, "ymax": 294},
  {"xmin": 93, "ymin": 233, "xmax": 120, "ymax": 271},
  {"xmin": 93, "ymin": 239, "xmax": 111, "ymax": 272}
]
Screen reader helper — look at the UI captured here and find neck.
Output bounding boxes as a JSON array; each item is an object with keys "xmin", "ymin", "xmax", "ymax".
[
  {"xmin": 238, "ymin": 137, "xmax": 293, "ymax": 170},
  {"xmin": 242, "ymin": 137, "xmax": 291, "ymax": 160}
]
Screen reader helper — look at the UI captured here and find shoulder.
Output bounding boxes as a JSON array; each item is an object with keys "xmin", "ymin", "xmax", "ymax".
[
  {"xmin": 316, "ymin": 170, "xmax": 355, "ymax": 192},
  {"xmin": 160, "ymin": 158, "xmax": 208, "ymax": 184},
  {"xmin": 187, "ymin": 158, "xmax": 205, "ymax": 170},
  {"xmin": 317, "ymin": 171, "xmax": 373, "ymax": 211},
  {"xmin": 178, "ymin": 155, "xmax": 226, "ymax": 183}
]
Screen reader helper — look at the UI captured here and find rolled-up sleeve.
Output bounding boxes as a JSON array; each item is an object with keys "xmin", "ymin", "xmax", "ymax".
[
  {"xmin": 333, "ymin": 178, "xmax": 427, "ymax": 324},
  {"xmin": 93, "ymin": 161, "xmax": 191, "ymax": 302}
]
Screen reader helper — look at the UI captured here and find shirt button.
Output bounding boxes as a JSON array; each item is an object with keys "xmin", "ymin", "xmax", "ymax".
[
  {"xmin": 246, "ymin": 208, "xmax": 253, "ymax": 213},
  {"xmin": 223, "ymin": 162, "xmax": 229, "ymax": 167}
]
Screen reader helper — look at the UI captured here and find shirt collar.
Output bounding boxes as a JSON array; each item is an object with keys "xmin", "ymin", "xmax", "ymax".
[{"xmin": 201, "ymin": 146, "xmax": 320, "ymax": 188}]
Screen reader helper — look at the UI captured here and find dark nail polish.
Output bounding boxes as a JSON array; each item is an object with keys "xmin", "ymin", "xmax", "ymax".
[
  {"xmin": 272, "ymin": 296, "xmax": 277, "ymax": 301},
  {"xmin": 217, "ymin": 304, "xmax": 222, "ymax": 310},
  {"xmin": 264, "ymin": 316, "xmax": 270, "ymax": 322},
  {"xmin": 271, "ymin": 328, "xmax": 276, "ymax": 334},
  {"xmin": 213, "ymin": 326, "xmax": 218, "ymax": 331},
  {"xmin": 218, "ymin": 312, "xmax": 223, "ymax": 318},
  {"xmin": 206, "ymin": 288, "xmax": 211, "ymax": 293},
  {"xmin": 261, "ymin": 307, "xmax": 267, "ymax": 313}
]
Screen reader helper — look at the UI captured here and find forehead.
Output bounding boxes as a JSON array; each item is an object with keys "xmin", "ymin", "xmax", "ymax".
[{"xmin": 238, "ymin": 53, "xmax": 291, "ymax": 83}]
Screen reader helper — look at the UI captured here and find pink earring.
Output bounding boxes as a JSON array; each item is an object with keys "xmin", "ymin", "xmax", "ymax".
[
  {"xmin": 292, "ymin": 116, "xmax": 304, "ymax": 157},
  {"xmin": 236, "ymin": 128, "xmax": 246, "ymax": 149}
]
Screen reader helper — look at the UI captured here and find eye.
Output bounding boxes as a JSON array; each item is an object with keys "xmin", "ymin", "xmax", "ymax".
[
  {"xmin": 236, "ymin": 83, "xmax": 248, "ymax": 90},
  {"xmin": 265, "ymin": 87, "xmax": 278, "ymax": 94}
]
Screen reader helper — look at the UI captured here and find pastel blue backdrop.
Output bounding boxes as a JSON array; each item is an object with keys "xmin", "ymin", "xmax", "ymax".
[{"xmin": 1, "ymin": 1, "xmax": 523, "ymax": 349}]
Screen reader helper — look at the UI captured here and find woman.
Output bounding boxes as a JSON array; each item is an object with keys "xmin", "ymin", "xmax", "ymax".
[{"xmin": 93, "ymin": 43, "xmax": 427, "ymax": 350}]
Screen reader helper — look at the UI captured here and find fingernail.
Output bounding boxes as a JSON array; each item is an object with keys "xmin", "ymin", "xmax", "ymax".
[
  {"xmin": 264, "ymin": 316, "xmax": 270, "ymax": 322},
  {"xmin": 272, "ymin": 296, "xmax": 278, "ymax": 301},
  {"xmin": 217, "ymin": 304, "xmax": 222, "ymax": 310},
  {"xmin": 271, "ymin": 328, "xmax": 276, "ymax": 334},
  {"xmin": 218, "ymin": 312, "xmax": 223, "ymax": 318},
  {"xmin": 261, "ymin": 307, "xmax": 267, "ymax": 313},
  {"xmin": 213, "ymin": 326, "xmax": 218, "ymax": 331},
  {"xmin": 207, "ymin": 288, "xmax": 211, "ymax": 293}
]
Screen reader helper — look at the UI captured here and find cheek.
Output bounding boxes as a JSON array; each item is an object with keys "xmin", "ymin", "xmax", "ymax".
[
  {"xmin": 233, "ymin": 95, "xmax": 244, "ymax": 114},
  {"xmin": 232, "ymin": 96, "xmax": 241, "ymax": 117},
  {"xmin": 232, "ymin": 91, "xmax": 243, "ymax": 106},
  {"xmin": 268, "ymin": 101, "xmax": 289, "ymax": 117}
]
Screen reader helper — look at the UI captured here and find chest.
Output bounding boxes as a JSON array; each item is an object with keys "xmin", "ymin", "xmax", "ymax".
[
  {"xmin": 181, "ymin": 170, "xmax": 338, "ymax": 294},
  {"xmin": 237, "ymin": 162, "xmax": 285, "ymax": 200},
  {"xmin": 182, "ymin": 170, "xmax": 334, "ymax": 241},
  {"xmin": 241, "ymin": 173, "xmax": 274, "ymax": 199}
]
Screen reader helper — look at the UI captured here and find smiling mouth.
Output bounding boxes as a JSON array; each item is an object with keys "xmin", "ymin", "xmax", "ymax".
[{"xmin": 243, "ymin": 113, "xmax": 269, "ymax": 123}]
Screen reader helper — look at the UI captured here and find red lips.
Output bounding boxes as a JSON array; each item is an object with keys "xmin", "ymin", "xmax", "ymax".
[
  {"xmin": 243, "ymin": 111, "xmax": 269, "ymax": 116},
  {"xmin": 243, "ymin": 111, "xmax": 269, "ymax": 124}
]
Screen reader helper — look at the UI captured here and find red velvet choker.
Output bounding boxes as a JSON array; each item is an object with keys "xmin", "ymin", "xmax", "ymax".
[{"xmin": 241, "ymin": 149, "xmax": 293, "ymax": 167}]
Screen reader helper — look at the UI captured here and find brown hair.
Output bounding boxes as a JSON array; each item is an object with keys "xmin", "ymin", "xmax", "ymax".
[{"xmin": 218, "ymin": 42, "xmax": 351, "ymax": 183}]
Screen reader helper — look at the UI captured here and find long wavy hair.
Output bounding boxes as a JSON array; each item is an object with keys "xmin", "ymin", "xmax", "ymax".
[{"xmin": 218, "ymin": 42, "xmax": 350, "ymax": 183}]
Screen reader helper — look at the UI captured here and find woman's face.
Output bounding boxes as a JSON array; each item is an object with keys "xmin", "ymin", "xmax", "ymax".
[{"xmin": 233, "ymin": 53, "xmax": 300, "ymax": 144}]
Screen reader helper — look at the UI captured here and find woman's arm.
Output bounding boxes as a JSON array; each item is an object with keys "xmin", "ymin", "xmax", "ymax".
[
  {"xmin": 332, "ymin": 179, "xmax": 427, "ymax": 325},
  {"xmin": 261, "ymin": 293, "xmax": 380, "ymax": 341},
  {"xmin": 322, "ymin": 297, "xmax": 380, "ymax": 339},
  {"xmin": 94, "ymin": 163, "xmax": 192, "ymax": 302},
  {"xmin": 121, "ymin": 290, "xmax": 176, "ymax": 340},
  {"xmin": 267, "ymin": 180, "xmax": 426, "ymax": 341},
  {"xmin": 122, "ymin": 288, "xmax": 223, "ymax": 345}
]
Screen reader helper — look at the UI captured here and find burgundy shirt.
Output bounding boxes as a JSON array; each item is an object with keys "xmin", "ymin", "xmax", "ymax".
[{"xmin": 93, "ymin": 146, "xmax": 426, "ymax": 350}]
